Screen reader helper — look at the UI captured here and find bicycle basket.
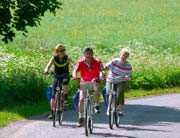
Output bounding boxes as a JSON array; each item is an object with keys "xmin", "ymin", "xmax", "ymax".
[{"xmin": 81, "ymin": 82, "xmax": 94, "ymax": 92}]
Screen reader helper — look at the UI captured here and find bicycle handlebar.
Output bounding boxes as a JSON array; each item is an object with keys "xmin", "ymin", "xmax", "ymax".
[
  {"xmin": 107, "ymin": 75, "xmax": 131, "ymax": 83},
  {"xmin": 44, "ymin": 71, "xmax": 72, "ymax": 78}
]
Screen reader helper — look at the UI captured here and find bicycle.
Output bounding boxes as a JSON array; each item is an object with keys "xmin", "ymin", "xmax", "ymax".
[
  {"xmin": 45, "ymin": 72, "xmax": 71, "ymax": 127},
  {"xmin": 107, "ymin": 76, "xmax": 124, "ymax": 129},
  {"xmin": 80, "ymin": 79, "xmax": 96, "ymax": 136}
]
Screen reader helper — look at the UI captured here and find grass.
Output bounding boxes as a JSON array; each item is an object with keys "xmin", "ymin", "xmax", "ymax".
[{"xmin": 0, "ymin": 102, "xmax": 49, "ymax": 127}]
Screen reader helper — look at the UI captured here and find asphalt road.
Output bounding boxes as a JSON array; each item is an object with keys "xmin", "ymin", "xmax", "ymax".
[{"xmin": 0, "ymin": 93, "xmax": 180, "ymax": 138}]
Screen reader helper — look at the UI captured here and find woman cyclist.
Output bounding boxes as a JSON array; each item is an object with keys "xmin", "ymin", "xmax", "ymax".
[{"xmin": 44, "ymin": 44, "xmax": 74, "ymax": 119}]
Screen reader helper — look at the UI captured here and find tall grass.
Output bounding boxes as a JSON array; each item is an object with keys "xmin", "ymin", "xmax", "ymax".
[{"xmin": 0, "ymin": 0, "xmax": 180, "ymax": 108}]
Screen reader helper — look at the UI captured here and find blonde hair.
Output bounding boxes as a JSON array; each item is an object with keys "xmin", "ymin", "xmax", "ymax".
[
  {"xmin": 55, "ymin": 44, "xmax": 64, "ymax": 53},
  {"xmin": 120, "ymin": 48, "xmax": 130, "ymax": 55}
]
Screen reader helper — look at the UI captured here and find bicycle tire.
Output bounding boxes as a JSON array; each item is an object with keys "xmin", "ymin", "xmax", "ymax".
[
  {"xmin": 85, "ymin": 98, "xmax": 90, "ymax": 136},
  {"xmin": 89, "ymin": 118, "xmax": 93, "ymax": 134},
  {"xmin": 58, "ymin": 95, "xmax": 64, "ymax": 125},
  {"xmin": 109, "ymin": 94, "xmax": 115, "ymax": 129},
  {"xmin": 53, "ymin": 94, "xmax": 59, "ymax": 127},
  {"xmin": 89, "ymin": 97, "xmax": 93, "ymax": 134},
  {"xmin": 114, "ymin": 101, "xmax": 121, "ymax": 128},
  {"xmin": 115, "ymin": 112, "xmax": 122, "ymax": 128}
]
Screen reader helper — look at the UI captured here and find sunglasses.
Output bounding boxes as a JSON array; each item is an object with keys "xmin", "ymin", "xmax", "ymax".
[{"xmin": 59, "ymin": 49, "xmax": 66, "ymax": 52}]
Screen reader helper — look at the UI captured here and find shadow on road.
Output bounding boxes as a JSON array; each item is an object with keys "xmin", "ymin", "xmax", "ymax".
[
  {"xmin": 29, "ymin": 102, "xmax": 180, "ymax": 127},
  {"xmin": 123, "ymin": 104, "xmax": 180, "ymax": 125},
  {"xmin": 92, "ymin": 132, "xmax": 138, "ymax": 138}
]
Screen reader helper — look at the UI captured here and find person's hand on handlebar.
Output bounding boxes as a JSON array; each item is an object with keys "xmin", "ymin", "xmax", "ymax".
[
  {"xmin": 125, "ymin": 75, "xmax": 131, "ymax": 81},
  {"xmin": 44, "ymin": 71, "xmax": 49, "ymax": 75},
  {"xmin": 99, "ymin": 71, "xmax": 106, "ymax": 81},
  {"xmin": 72, "ymin": 75, "xmax": 79, "ymax": 80}
]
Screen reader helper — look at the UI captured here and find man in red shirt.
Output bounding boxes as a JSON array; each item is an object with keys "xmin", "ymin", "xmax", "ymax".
[{"xmin": 73, "ymin": 47, "xmax": 105, "ymax": 127}]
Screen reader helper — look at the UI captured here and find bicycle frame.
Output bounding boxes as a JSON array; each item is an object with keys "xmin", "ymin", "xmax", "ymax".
[{"xmin": 108, "ymin": 82, "xmax": 116, "ymax": 129}]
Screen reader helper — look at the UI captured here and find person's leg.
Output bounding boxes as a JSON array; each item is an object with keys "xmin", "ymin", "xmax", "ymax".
[
  {"xmin": 63, "ymin": 85, "xmax": 69, "ymax": 105},
  {"xmin": 106, "ymin": 81, "xmax": 111, "ymax": 115},
  {"xmin": 77, "ymin": 90, "xmax": 85, "ymax": 126},
  {"xmin": 62, "ymin": 75, "xmax": 70, "ymax": 104},
  {"xmin": 117, "ymin": 82, "xmax": 128, "ymax": 116},
  {"xmin": 48, "ymin": 77, "xmax": 57, "ymax": 119},
  {"xmin": 94, "ymin": 81, "xmax": 101, "ymax": 113}
]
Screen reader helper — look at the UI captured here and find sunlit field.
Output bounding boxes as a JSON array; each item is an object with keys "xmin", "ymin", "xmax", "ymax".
[{"xmin": 0, "ymin": 0, "xmax": 180, "ymax": 116}]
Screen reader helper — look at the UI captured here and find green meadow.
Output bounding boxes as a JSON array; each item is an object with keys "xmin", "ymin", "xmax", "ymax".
[{"xmin": 0, "ymin": 0, "xmax": 180, "ymax": 127}]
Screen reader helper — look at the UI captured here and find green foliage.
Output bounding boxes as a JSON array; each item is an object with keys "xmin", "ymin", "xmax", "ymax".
[
  {"xmin": 130, "ymin": 70, "xmax": 180, "ymax": 90},
  {"xmin": 0, "ymin": 46, "xmax": 48, "ymax": 108},
  {"xmin": 1, "ymin": 0, "xmax": 180, "ymax": 108},
  {"xmin": 0, "ymin": 0, "xmax": 62, "ymax": 43}
]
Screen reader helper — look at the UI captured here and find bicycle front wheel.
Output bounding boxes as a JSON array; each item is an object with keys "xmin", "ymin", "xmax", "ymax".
[
  {"xmin": 89, "ymin": 99, "xmax": 93, "ymax": 134},
  {"xmin": 85, "ymin": 99, "xmax": 91, "ymax": 136},
  {"xmin": 53, "ymin": 94, "xmax": 60, "ymax": 127},
  {"xmin": 115, "ymin": 112, "xmax": 122, "ymax": 128},
  {"xmin": 109, "ymin": 94, "xmax": 115, "ymax": 129},
  {"xmin": 58, "ymin": 95, "xmax": 64, "ymax": 125}
]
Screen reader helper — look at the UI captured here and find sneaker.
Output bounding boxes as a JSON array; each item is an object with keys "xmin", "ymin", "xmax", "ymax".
[
  {"xmin": 64, "ymin": 96, "xmax": 69, "ymax": 106},
  {"xmin": 64, "ymin": 100, "xmax": 69, "ymax": 105},
  {"xmin": 94, "ymin": 106, "xmax": 100, "ymax": 114},
  {"xmin": 77, "ymin": 118, "xmax": 84, "ymax": 127},
  {"xmin": 106, "ymin": 110, "xmax": 109, "ymax": 116},
  {"xmin": 106, "ymin": 106, "xmax": 109, "ymax": 116},
  {"xmin": 118, "ymin": 111, "xmax": 124, "ymax": 117},
  {"xmin": 48, "ymin": 114, "xmax": 53, "ymax": 119}
]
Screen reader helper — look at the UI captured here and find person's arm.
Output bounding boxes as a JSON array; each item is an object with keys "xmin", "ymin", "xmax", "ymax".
[
  {"xmin": 125, "ymin": 62, "xmax": 132, "ymax": 81},
  {"xmin": 72, "ymin": 62, "xmax": 79, "ymax": 79},
  {"xmin": 103, "ymin": 59, "xmax": 112, "ymax": 76},
  {"xmin": 68, "ymin": 56, "xmax": 75, "ymax": 70},
  {"xmin": 44, "ymin": 57, "xmax": 54, "ymax": 73},
  {"xmin": 98, "ymin": 59, "xmax": 106, "ymax": 80},
  {"xmin": 72, "ymin": 68, "xmax": 78, "ymax": 79}
]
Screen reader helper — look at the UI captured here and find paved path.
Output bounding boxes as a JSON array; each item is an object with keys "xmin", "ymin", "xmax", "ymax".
[{"xmin": 0, "ymin": 93, "xmax": 180, "ymax": 138}]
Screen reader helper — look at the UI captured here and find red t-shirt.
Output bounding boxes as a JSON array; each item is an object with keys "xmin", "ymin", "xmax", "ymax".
[{"xmin": 75, "ymin": 57, "xmax": 104, "ymax": 81}]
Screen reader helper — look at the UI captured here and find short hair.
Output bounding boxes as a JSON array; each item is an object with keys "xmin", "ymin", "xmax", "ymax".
[
  {"xmin": 55, "ymin": 44, "xmax": 64, "ymax": 53},
  {"xmin": 120, "ymin": 48, "xmax": 130, "ymax": 55},
  {"xmin": 83, "ymin": 46, "xmax": 93, "ymax": 54}
]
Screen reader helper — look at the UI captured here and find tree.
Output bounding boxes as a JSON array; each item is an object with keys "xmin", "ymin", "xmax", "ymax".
[{"xmin": 0, "ymin": 0, "xmax": 62, "ymax": 43}]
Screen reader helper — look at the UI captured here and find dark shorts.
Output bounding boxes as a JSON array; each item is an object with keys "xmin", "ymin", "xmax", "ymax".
[{"xmin": 51, "ymin": 73, "xmax": 70, "ymax": 97}]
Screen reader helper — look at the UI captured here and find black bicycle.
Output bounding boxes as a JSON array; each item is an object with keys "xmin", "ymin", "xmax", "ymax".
[
  {"xmin": 46, "ymin": 72, "xmax": 70, "ymax": 127},
  {"xmin": 108, "ymin": 77, "xmax": 123, "ymax": 129},
  {"xmin": 53, "ymin": 78, "xmax": 64, "ymax": 127}
]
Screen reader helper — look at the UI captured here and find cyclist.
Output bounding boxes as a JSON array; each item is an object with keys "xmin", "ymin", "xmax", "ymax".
[
  {"xmin": 104, "ymin": 48, "xmax": 132, "ymax": 116},
  {"xmin": 44, "ymin": 44, "xmax": 74, "ymax": 119},
  {"xmin": 73, "ymin": 47, "xmax": 105, "ymax": 127}
]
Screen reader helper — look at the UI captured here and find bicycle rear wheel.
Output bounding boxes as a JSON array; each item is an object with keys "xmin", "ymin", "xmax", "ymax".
[
  {"xmin": 109, "ymin": 94, "xmax": 115, "ymax": 129},
  {"xmin": 85, "ymin": 99, "xmax": 90, "ymax": 136}
]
